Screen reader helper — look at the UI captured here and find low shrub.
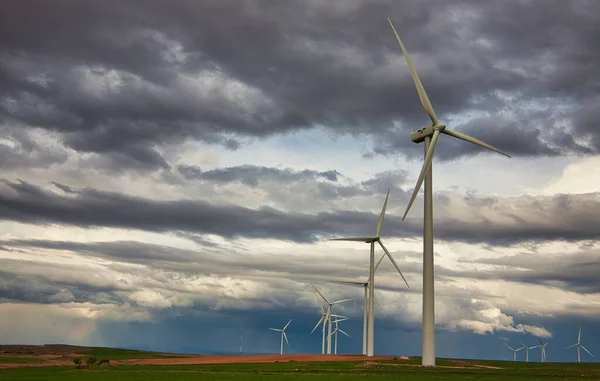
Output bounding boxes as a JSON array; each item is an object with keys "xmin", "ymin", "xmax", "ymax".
[{"xmin": 85, "ymin": 356, "xmax": 97, "ymax": 366}]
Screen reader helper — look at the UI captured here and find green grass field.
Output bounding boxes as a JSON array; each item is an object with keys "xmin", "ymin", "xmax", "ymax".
[
  {"xmin": 0, "ymin": 357, "xmax": 44, "ymax": 364},
  {"xmin": 71, "ymin": 347, "xmax": 181, "ymax": 360},
  {"xmin": 2, "ymin": 358, "xmax": 599, "ymax": 380}
]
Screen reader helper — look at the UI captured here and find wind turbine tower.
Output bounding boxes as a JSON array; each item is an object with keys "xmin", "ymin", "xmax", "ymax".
[
  {"xmin": 538, "ymin": 338, "xmax": 549, "ymax": 363},
  {"xmin": 387, "ymin": 17, "xmax": 511, "ymax": 366},
  {"xmin": 566, "ymin": 327, "xmax": 595, "ymax": 362},
  {"xmin": 268, "ymin": 319, "xmax": 292, "ymax": 355},
  {"xmin": 329, "ymin": 316, "xmax": 350, "ymax": 354},
  {"xmin": 329, "ymin": 254, "xmax": 386, "ymax": 355},
  {"xmin": 330, "ymin": 189, "xmax": 409, "ymax": 356},
  {"xmin": 505, "ymin": 344, "xmax": 523, "ymax": 361},
  {"xmin": 310, "ymin": 284, "xmax": 353, "ymax": 354},
  {"xmin": 521, "ymin": 342, "xmax": 539, "ymax": 362}
]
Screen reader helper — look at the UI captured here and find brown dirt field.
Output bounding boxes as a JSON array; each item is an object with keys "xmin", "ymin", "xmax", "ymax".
[
  {"xmin": 0, "ymin": 352, "xmax": 408, "ymax": 369},
  {"xmin": 120, "ymin": 354, "xmax": 405, "ymax": 366}
]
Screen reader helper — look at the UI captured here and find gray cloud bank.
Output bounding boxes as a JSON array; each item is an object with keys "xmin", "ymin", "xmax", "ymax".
[
  {"xmin": 1, "ymin": 0, "xmax": 600, "ymax": 170},
  {"xmin": 1, "ymin": 179, "xmax": 600, "ymax": 245}
]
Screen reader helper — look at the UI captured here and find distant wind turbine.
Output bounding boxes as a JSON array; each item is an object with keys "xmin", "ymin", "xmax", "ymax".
[
  {"xmin": 310, "ymin": 303, "xmax": 346, "ymax": 354},
  {"xmin": 537, "ymin": 338, "xmax": 549, "ymax": 363},
  {"xmin": 310, "ymin": 303, "xmax": 329, "ymax": 354},
  {"xmin": 330, "ymin": 189, "xmax": 409, "ymax": 356},
  {"xmin": 329, "ymin": 253, "xmax": 386, "ymax": 355},
  {"xmin": 240, "ymin": 324, "xmax": 243, "ymax": 355},
  {"xmin": 329, "ymin": 316, "xmax": 350, "ymax": 355},
  {"xmin": 310, "ymin": 284, "xmax": 353, "ymax": 354},
  {"xmin": 269, "ymin": 319, "xmax": 292, "ymax": 355},
  {"xmin": 387, "ymin": 17, "xmax": 510, "ymax": 366},
  {"xmin": 521, "ymin": 342, "xmax": 539, "ymax": 362},
  {"xmin": 566, "ymin": 327, "xmax": 594, "ymax": 362},
  {"xmin": 505, "ymin": 344, "xmax": 523, "ymax": 361}
]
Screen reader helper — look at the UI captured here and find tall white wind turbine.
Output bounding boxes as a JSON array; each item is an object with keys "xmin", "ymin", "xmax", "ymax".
[
  {"xmin": 387, "ymin": 17, "xmax": 511, "ymax": 366},
  {"xmin": 505, "ymin": 344, "xmax": 523, "ymax": 361},
  {"xmin": 537, "ymin": 338, "xmax": 549, "ymax": 362},
  {"xmin": 329, "ymin": 253, "xmax": 386, "ymax": 355},
  {"xmin": 330, "ymin": 189, "xmax": 410, "ymax": 356},
  {"xmin": 311, "ymin": 284, "xmax": 354, "ymax": 354},
  {"xmin": 566, "ymin": 327, "xmax": 594, "ymax": 362},
  {"xmin": 268, "ymin": 319, "xmax": 292, "ymax": 355}
]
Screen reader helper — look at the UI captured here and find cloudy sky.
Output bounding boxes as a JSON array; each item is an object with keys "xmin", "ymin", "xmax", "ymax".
[{"xmin": 1, "ymin": 0, "xmax": 599, "ymax": 362}]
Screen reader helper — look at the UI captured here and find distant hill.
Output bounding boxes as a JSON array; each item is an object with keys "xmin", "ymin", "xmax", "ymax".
[{"xmin": 0, "ymin": 344, "xmax": 181, "ymax": 359}]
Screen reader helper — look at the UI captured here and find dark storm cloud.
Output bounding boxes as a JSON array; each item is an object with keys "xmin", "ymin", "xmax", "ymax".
[
  {"xmin": 0, "ymin": 126, "xmax": 68, "ymax": 170},
  {"xmin": 178, "ymin": 165, "xmax": 341, "ymax": 186},
  {"xmin": 1, "ymin": 0, "xmax": 599, "ymax": 170},
  {"xmin": 0, "ymin": 238, "xmax": 423, "ymax": 289},
  {"xmin": 2, "ymin": 179, "xmax": 600, "ymax": 245},
  {"xmin": 0, "ymin": 259, "xmax": 129, "ymax": 305},
  {"xmin": 457, "ymin": 251, "xmax": 600, "ymax": 294}
]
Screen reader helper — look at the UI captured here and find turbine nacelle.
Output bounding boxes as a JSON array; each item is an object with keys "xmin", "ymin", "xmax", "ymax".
[{"xmin": 410, "ymin": 124, "xmax": 447, "ymax": 143}]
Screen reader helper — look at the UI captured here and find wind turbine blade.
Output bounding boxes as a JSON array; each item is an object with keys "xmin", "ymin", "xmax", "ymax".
[
  {"xmin": 581, "ymin": 345, "xmax": 594, "ymax": 358},
  {"xmin": 578, "ymin": 327, "xmax": 581, "ymax": 344},
  {"xmin": 329, "ymin": 280, "xmax": 366, "ymax": 287},
  {"xmin": 283, "ymin": 332, "xmax": 289, "ymax": 346},
  {"xmin": 565, "ymin": 343, "xmax": 578, "ymax": 349},
  {"xmin": 374, "ymin": 292, "xmax": 383, "ymax": 310},
  {"xmin": 324, "ymin": 307, "xmax": 331, "ymax": 327},
  {"xmin": 402, "ymin": 129, "xmax": 441, "ymax": 221},
  {"xmin": 330, "ymin": 314, "xmax": 348, "ymax": 319},
  {"xmin": 334, "ymin": 317, "xmax": 349, "ymax": 322},
  {"xmin": 515, "ymin": 347, "xmax": 523, "ymax": 352},
  {"xmin": 311, "ymin": 317, "xmax": 324, "ymax": 334},
  {"xmin": 378, "ymin": 241, "xmax": 410, "ymax": 288},
  {"xmin": 332, "ymin": 298, "xmax": 354, "ymax": 305},
  {"xmin": 283, "ymin": 319, "xmax": 293, "ymax": 331},
  {"xmin": 375, "ymin": 189, "xmax": 390, "ymax": 236},
  {"xmin": 269, "ymin": 328, "xmax": 281, "ymax": 332},
  {"xmin": 339, "ymin": 329, "xmax": 351, "ymax": 337},
  {"xmin": 319, "ymin": 305, "xmax": 326, "ymax": 315},
  {"xmin": 374, "ymin": 252, "xmax": 387, "ymax": 274},
  {"xmin": 310, "ymin": 283, "xmax": 330, "ymax": 305},
  {"xmin": 330, "ymin": 236, "xmax": 378, "ymax": 242},
  {"xmin": 538, "ymin": 338, "xmax": 543, "ymax": 346},
  {"xmin": 387, "ymin": 17, "xmax": 438, "ymax": 126},
  {"xmin": 506, "ymin": 344, "xmax": 515, "ymax": 351},
  {"xmin": 442, "ymin": 128, "xmax": 511, "ymax": 158}
]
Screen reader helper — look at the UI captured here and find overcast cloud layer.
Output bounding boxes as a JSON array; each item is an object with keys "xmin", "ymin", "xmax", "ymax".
[{"xmin": 1, "ymin": 0, "xmax": 599, "ymax": 360}]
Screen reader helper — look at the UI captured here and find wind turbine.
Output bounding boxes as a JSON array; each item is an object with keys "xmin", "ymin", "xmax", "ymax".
[
  {"xmin": 310, "ymin": 304, "xmax": 346, "ymax": 354},
  {"xmin": 310, "ymin": 304, "xmax": 329, "ymax": 354},
  {"xmin": 330, "ymin": 189, "xmax": 410, "ymax": 356},
  {"xmin": 329, "ymin": 316, "xmax": 350, "ymax": 355},
  {"xmin": 505, "ymin": 344, "xmax": 523, "ymax": 361},
  {"xmin": 329, "ymin": 253, "xmax": 386, "ymax": 355},
  {"xmin": 521, "ymin": 342, "xmax": 539, "ymax": 362},
  {"xmin": 566, "ymin": 327, "xmax": 594, "ymax": 362},
  {"xmin": 537, "ymin": 338, "xmax": 549, "ymax": 362},
  {"xmin": 268, "ymin": 319, "xmax": 292, "ymax": 355},
  {"xmin": 386, "ymin": 17, "xmax": 511, "ymax": 366},
  {"xmin": 310, "ymin": 284, "xmax": 354, "ymax": 354}
]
